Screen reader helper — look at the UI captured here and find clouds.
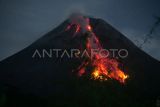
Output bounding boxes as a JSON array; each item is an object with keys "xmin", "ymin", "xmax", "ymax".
[{"xmin": 0, "ymin": 0, "xmax": 160, "ymax": 61}]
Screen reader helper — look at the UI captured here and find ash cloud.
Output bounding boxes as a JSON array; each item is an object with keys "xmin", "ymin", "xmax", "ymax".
[{"xmin": 68, "ymin": 12, "xmax": 90, "ymax": 33}]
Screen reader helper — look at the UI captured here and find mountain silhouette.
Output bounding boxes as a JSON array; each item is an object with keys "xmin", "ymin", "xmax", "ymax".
[{"xmin": 0, "ymin": 16, "xmax": 160, "ymax": 107}]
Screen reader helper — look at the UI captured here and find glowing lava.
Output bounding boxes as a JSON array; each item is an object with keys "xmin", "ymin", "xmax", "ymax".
[
  {"xmin": 86, "ymin": 25, "xmax": 92, "ymax": 31},
  {"xmin": 66, "ymin": 15, "xmax": 128, "ymax": 84}
]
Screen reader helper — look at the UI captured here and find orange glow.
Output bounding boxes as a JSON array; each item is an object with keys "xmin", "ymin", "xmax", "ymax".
[
  {"xmin": 81, "ymin": 28, "xmax": 128, "ymax": 83},
  {"xmin": 87, "ymin": 25, "xmax": 92, "ymax": 31},
  {"xmin": 91, "ymin": 57, "xmax": 128, "ymax": 83},
  {"xmin": 67, "ymin": 16, "xmax": 129, "ymax": 84},
  {"xmin": 92, "ymin": 70, "xmax": 99, "ymax": 78}
]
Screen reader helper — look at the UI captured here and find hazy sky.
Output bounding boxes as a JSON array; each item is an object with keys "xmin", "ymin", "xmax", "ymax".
[{"xmin": 0, "ymin": 0, "xmax": 160, "ymax": 61}]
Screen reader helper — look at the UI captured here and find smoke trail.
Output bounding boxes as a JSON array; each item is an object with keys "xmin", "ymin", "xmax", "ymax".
[
  {"xmin": 140, "ymin": 16, "xmax": 160, "ymax": 48},
  {"xmin": 69, "ymin": 12, "xmax": 90, "ymax": 33}
]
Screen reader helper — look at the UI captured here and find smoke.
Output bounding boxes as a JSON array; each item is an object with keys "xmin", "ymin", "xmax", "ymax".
[
  {"xmin": 140, "ymin": 16, "xmax": 160, "ymax": 48},
  {"xmin": 68, "ymin": 12, "xmax": 90, "ymax": 33}
]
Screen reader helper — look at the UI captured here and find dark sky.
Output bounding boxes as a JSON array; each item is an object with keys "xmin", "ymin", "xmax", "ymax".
[{"xmin": 0, "ymin": 0, "xmax": 160, "ymax": 61}]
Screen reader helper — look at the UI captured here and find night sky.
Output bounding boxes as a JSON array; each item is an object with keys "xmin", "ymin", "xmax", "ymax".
[{"xmin": 0, "ymin": 0, "xmax": 160, "ymax": 61}]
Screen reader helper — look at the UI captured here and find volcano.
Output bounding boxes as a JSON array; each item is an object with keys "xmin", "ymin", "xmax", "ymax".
[{"xmin": 0, "ymin": 15, "xmax": 160, "ymax": 107}]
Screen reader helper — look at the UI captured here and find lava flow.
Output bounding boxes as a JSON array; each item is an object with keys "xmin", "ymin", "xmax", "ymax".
[{"xmin": 66, "ymin": 15, "xmax": 128, "ymax": 84}]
